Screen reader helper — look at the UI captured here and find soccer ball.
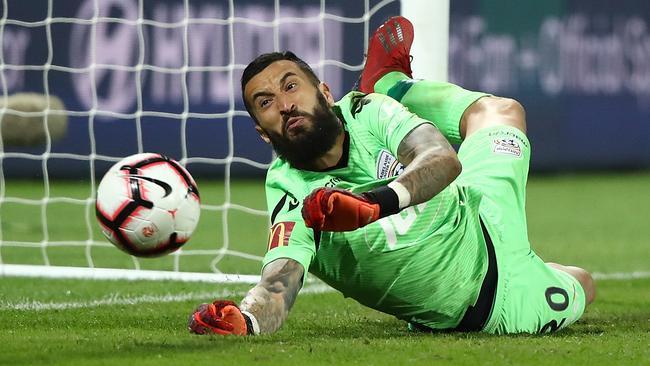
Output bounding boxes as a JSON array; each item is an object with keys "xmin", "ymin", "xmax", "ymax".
[{"xmin": 95, "ymin": 153, "xmax": 201, "ymax": 257}]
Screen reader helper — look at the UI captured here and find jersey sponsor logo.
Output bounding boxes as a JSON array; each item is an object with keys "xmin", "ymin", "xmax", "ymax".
[
  {"xmin": 267, "ymin": 221, "xmax": 296, "ymax": 251},
  {"xmin": 493, "ymin": 138, "xmax": 522, "ymax": 157},
  {"xmin": 324, "ymin": 177, "xmax": 342, "ymax": 188},
  {"xmin": 270, "ymin": 191, "xmax": 299, "ymax": 224},
  {"xmin": 376, "ymin": 149, "xmax": 405, "ymax": 179}
]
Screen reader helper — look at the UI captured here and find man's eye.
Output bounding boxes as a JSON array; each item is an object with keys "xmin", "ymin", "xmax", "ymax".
[
  {"xmin": 260, "ymin": 99, "xmax": 270, "ymax": 108},
  {"xmin": 286, "ymin": 82, "xmax": 297, "ymax": 90}
]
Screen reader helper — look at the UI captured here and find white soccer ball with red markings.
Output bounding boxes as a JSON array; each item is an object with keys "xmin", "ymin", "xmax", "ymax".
[{"xmin": 95, "ymin": 153, "xmax": 201, "ymax": 257}]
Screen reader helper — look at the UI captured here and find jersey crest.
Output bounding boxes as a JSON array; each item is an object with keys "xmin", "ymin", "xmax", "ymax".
[{"xmin": 376, "ymin": 149, "xmax": 405, "ymax": 179}]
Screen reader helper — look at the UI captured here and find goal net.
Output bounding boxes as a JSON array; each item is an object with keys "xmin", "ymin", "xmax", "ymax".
[{"xmin": 0, "ymin": 0, "xmax": 415, "ymax": 282}]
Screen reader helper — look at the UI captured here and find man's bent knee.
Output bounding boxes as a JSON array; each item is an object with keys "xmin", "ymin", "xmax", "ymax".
[
  {"xmin": 574, "ymin": 267, "xmax": 596, "ymax": 305},
  {"xmin": 547, "ymin": 262, "xmax": 596, "ymax": 305},
  {"xmin": 460, "ymin": 96, "xmax": 527, "ymax": 139}
]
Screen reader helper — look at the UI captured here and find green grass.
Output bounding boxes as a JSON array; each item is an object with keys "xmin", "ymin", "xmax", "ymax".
[
  {"xmin": 1, "ymin": 173, "xmax": 650, "ymax": 365},
  {"xmin": 0, "ymin": 179, "xmax": 270, "ymax": 274}
]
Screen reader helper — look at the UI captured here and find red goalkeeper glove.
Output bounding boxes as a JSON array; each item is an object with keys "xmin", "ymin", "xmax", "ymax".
[
  {"xmin": 188, "ymin": 300, "xmax": 254, "ymax": 336},
  {"xmin": 302, "ymin": 186, "xmax": 400, "ymax": 232}
]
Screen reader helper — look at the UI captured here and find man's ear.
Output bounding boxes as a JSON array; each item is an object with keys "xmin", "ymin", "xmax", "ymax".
[
  {"xmin": 319, "ymin": 82, "xmax": 335, "ymax": 106},
  {"xmin": 255, "ymin": 125, "xmax": 271, "ymax": 144}
]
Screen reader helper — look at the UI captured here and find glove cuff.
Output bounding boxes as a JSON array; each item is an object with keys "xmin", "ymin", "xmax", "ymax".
[
  {"xmin": 241, "ymin": 311, "xmax": 260, "ymax": 335},
  {"xmin": 364, "ymin": 185, "xmax": 401, "ymax": 218}
]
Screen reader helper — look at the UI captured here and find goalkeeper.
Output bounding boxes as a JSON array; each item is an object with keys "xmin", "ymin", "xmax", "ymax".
[{"xmin": 188, "ymin": 16, "xmax": 595, "ymax": 336}]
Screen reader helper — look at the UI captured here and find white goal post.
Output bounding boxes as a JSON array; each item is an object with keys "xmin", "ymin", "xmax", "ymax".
[
  {"xmin": 0, "ymin": 0, "xmax": 450, "ymax": 282},
  {"xmin": 401, "ymin": 0, "xmax": 449, "ymax": 82}
]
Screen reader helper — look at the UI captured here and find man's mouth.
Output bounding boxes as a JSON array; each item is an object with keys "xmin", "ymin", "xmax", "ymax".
[{"xmin": 285, "ymin": 116, "xmax": 305, "ymax": 132}]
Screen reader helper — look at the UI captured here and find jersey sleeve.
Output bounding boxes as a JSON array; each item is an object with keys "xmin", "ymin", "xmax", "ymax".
[
  {"xmin": 261, "ymin": 171, "xmax": 316, "ymax": 282},
  {"xmin": 359, "ymin": 93, "xmax": 435, "ymax": 156}
]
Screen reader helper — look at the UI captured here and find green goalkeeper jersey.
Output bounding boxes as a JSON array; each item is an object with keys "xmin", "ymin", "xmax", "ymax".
[{"xmin": 262, "ymin": 91, "xmax": 489, "ymax": 329}]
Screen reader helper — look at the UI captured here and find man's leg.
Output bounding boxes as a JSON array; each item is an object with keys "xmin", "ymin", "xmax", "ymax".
[
  {"xmin": 459, "ymin": 96, "xmax": 527, "ymax": 138},
  {"xmin": 547, "ymin": 262, "xmax": 596, "ymax": 304},
  {"xmin": 488, "ymin": 254, "xmax": 590, "ymax": 334},
  {"xmin": 358, "ymin": 16, "xmax": 488, "ymax": 145},
  {"xmin": 453, "ymin": 115, "xmax": 596, "ymax": 334},
  {"xmin": 362, "ymin": 16, "xmax": 594, "ymax": 333},
  {"xmin": 456, "ymin": 94, "xmax": 597, "ymax": 314},
  {"xmin": 374, "ymin": 72, "xmax": 527, "ymax": 144},
  {"xmin": 375, "ymin": 73, "xmax": 489, "ymax": 145}
]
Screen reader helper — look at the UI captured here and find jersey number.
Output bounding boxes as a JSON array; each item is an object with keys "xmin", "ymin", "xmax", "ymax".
[
  {"xmin": 539, "ymin": 287, "xmax": 569, "ymax": 333},
  {"xmin": 377, "ymin": 203, "xmax": 427, "ymax": 250}
]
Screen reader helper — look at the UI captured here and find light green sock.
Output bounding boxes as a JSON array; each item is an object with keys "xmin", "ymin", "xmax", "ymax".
[
  {"xmin": 371, "ymin": 72, "xmax": 488, "ymax": 144},
  {"xmin": 373, "ymin": 71, "xmax": 410, "ymax": 95}
]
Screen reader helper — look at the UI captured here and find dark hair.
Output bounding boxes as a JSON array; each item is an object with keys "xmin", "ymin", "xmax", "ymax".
[{"xmin": 241, "ymin": 51, "xmax": 320, "ymax": 123}]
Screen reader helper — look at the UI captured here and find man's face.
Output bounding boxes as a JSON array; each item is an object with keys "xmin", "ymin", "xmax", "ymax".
[{"xmin": 243, "ymin": 60, "xmax": 342, "ymax": 168}]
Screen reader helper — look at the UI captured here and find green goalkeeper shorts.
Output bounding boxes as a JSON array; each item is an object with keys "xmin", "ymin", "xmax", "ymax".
[{"xmin": 456, "ymin": 125, "xmax": 586, "ymax": 334}]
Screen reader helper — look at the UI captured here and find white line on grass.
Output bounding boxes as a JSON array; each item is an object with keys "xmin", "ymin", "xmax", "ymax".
[
  {"xmin": 0, "ymin": 283, "xmax": 334, "ymax": 311},
  {"xmin": 2, "ymin": 272, "xmax": 648, "ymax": 312},
  {"xmin": 592, "ymin": 271, "xmax": 650, "ymax": 280}
]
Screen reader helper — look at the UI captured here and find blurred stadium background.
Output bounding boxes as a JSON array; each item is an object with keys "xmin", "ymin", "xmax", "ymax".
[{"xmin": 0, "ymin": 0, "xmax": 649, "ymax": 279}]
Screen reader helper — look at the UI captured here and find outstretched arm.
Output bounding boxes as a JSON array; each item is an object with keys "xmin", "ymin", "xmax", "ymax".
[
  {"xmin": 239, "ymin": 258, "xmax": 304, "ymax": 334},
  {"xmin": 188, "ymin": 258, "xmax": 304, "ymax": 336}
]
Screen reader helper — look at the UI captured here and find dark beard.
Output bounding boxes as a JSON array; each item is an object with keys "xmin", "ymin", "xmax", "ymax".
[{"xmin": 266, "ymin": 91, "xmax": 342, "ymax": 170}]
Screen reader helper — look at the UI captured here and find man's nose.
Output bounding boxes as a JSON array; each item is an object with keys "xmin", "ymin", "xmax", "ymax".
[{"xmin": 278, "ymin": 94, "xmax": 295, "ymax": 115}]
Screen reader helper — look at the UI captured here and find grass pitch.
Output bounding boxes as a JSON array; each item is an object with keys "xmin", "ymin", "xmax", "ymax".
[{"xmin": 1, "ymin": 173, "xmax": 649, "ymax": 365}]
